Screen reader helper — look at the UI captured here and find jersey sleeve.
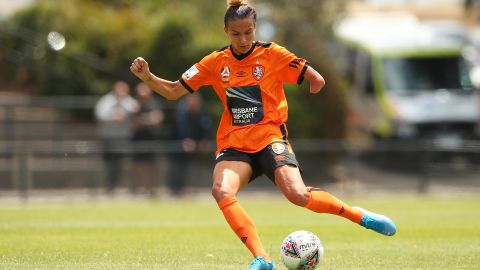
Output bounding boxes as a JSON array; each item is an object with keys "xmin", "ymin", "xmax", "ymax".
[
  {"xmin": 271, "ymin": 43, "xmax": 309, "ymax": 85},
  {"xmin": 179, "ymin": 53, "xmax": 215, "ymax": 93}
]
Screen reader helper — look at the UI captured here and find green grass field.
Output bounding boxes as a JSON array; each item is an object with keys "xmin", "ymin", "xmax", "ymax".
[{"xmin": 0, "ymin": 193, "xmax": 479, "ymax": 270}]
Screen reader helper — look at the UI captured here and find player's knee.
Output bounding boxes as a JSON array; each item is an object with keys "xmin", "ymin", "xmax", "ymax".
[
  {"xmin": 284, "ymin": 188, "xmax": 309, "ymax": 206},
  {"xmin": 211, "ymin": 183, "xmax": 234, "ymax": 201}
]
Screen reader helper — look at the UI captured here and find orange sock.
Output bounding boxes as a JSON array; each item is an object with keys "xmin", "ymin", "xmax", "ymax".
[
  {"xmin": 304, "ymin": 188, "xmax": 363, "ymax": 224},
  {"xmin": 217, "ymin": 196, "xmax": 270, "ymax": 261}
]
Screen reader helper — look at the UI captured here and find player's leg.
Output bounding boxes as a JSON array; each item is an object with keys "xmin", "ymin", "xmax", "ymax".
[
  {"xmin": 274, "ymin": 165, "xmax": 396, "ymax": 236},
  {"xmin": 212, "ymin": 159, "xmax": 274, "ymax": 268},
  {"xmin": 273, "ymin": 165, "xmax": 363, "ymax": 223},
  {"xmin": 262, "ymin": 141, "xmax": 396, "ymax": 236}
]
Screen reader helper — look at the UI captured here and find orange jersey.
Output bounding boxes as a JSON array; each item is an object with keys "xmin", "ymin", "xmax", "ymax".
[{"xmin": 179, "ymin": 41, "xmax": 308, "ymax": 155}]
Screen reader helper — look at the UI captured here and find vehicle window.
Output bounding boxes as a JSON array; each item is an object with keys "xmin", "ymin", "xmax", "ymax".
[{"xmin": 382, "ymin": 56, "xmax": 473, "ymax": 92}]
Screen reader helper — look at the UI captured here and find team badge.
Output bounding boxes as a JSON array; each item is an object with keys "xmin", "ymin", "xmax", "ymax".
[
  {"xmin": 221, "ymin": 66, "xmax": 230, "ymax": 82},
  {"xmin": 271, "ymin": 142, "xmax": 286, "ymax": 154},
  {"xmin": 252, "ymin": 63, "xmax": 265, "ymax": 81}
]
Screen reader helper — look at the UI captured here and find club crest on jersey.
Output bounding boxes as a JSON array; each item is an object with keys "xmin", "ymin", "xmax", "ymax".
[
  {"xmin": 271, "ymin": 142, "xmax": 286, "ymax": 154},
  {"xmin": 252, "ymin": 63, "xmax": 265, "ymax": 81},
  {"xmin": 221, "ymin": 66, "xmax": 230, "ymax": 82}
]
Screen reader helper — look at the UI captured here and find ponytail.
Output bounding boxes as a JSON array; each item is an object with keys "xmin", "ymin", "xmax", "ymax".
[
  {"xmin": 227, "ymin": 0, "xmax": 248, "ymax": 6},
  {"xmin": 224, "ymin": 0, "xmax": 256, "ymax": 27}
]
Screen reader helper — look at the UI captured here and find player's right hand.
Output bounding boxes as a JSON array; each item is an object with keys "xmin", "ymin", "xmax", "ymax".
[{"xmin": 130, "ymin": 57, "xmax": 151, "ymax": 81}]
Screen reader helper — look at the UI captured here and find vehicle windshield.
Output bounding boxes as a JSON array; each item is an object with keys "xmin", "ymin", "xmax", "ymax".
[{"xmin": 382, "ymin": 56, "xmax": 473, "ymax": 92}]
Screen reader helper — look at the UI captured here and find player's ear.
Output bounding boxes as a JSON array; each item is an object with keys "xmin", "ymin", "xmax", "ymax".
[{"xmin": 224, "ymin": 26, "xmax": 228, "ymax": 34}]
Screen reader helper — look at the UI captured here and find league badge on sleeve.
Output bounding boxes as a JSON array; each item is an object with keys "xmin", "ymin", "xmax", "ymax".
[{"xmin": 184, "ymin": 65, "xmax": 199, "ymax": 80}]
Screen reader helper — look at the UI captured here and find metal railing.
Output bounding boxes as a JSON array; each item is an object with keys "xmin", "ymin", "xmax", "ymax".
[{"xmin": 1, "ymin": 95, "xmax": 479, "ymax": 198}]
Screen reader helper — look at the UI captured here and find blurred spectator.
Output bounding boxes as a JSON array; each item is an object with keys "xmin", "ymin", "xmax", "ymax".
[
  {"xmin": 465, "ymin": 0, "xmax": 472, "ymax": 9},
  {"xmin": 168, "ymin": 93, "xmax": 211, "ymax": 196},
  {"xmin": 94, "ymin": 80, "xmax": 138, "ymax": 193},
  {"xmin": 131, "ymin": 83, "xmax": 164, "ymax": 196},
  {"xmin": 465, "ymin": 0, "xmax": 480, "ymax": 24}
]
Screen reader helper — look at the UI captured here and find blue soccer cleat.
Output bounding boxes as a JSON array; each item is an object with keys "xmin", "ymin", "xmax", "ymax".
[
  {"xmin": 353, "ymin": 207, "xmax": 397, "ymax": 236},
  {"xmin": 248, "ymin": 256, "xmax": 276, "ymax": 270}
]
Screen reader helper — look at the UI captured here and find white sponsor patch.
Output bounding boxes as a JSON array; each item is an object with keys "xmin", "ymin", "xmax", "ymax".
[{"xmin": 183, "ymin": 65, "xmax": 199, "ymax": 80}]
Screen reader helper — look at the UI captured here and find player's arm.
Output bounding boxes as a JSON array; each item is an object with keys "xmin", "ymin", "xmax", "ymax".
[
  {"xmin": 304, "ymin": 66, "xmax": 325, "ymax": 94},
  {"xmin": 130, "ymin": 57, "xmax": 189, "ymax": 100}
]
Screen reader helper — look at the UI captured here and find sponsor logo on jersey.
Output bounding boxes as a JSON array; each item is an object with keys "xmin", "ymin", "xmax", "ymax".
[
  {"xmin": 184, "ymin": 65, "xmax": 199, "ymax": 80},
  {"xmin": 271, "ymin": 142, "xmax": 286, "ymax": 154},
  {"xmin": 221, "ymin": 66, "xmax": 230, "ymax": 82},
  {"xmin": 226, "ymin": 85, "xmax": 264, "ymax": 126},
  {"xmin": 252, "ymin": 62, "xmax": 265, "ymax": 81},
  {"xmin": 235, "ymin": 70, "xmax": 247, "ymax": 77}
]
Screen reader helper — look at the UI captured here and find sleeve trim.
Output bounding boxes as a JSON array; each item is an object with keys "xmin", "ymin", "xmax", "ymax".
[
  {"xmin": 179, "ymin": 77, "xmax": 194, "ymax": 93},
  {"xmin": 297, "ymin": 63, "xmax": 309, "ymax": 85}
]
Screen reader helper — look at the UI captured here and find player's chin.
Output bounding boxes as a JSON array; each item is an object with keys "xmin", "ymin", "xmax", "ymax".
[{"xmin": 236, "ymin": 46, "xmax": 250, "ymax": 54}]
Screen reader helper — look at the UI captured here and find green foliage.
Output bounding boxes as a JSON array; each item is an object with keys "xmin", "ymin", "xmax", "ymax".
[
  {"xmin": 260, "ymin": 0, "xmax": 349, "ymax": 139},
  {"xmin": 146, "ymin": 18, "xmax": 193, "ymax": 80},
  {"xmin": 0, "ymin": 0, "xmax": 192, "ymax": 95},
  {"xmin": 0, "ymin": 0, "xmax": 349, "ymax": 138}
]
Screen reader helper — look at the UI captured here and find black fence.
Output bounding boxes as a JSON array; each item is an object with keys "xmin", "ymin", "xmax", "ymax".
[{"xmin": 1, "ymin": 95, "xmax": 479, "ymax": 198}]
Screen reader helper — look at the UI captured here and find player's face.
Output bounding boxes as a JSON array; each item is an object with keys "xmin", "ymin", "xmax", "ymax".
[{"xmin": 225, "ymin": 17, "xmax": 256, "ymax": 55}]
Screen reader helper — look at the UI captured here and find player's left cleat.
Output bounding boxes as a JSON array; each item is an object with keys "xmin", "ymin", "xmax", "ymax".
[
  {"xmin": 353, "ymin": 207, "xmax": 397, "ymax": 236},
  {"xmin": 248, "ymin": 256, "xmax": 276, "ymax": 270}
]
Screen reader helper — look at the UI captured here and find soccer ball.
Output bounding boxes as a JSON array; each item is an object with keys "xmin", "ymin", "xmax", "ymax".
[{"xmin": 280, "ymin": 230, "xmax": 324, "ymax": 270}]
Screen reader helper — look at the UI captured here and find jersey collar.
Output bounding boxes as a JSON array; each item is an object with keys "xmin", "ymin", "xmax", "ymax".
[{"xmin": 230, "ymin": 41, "xmax": 257, "ymax": 61}]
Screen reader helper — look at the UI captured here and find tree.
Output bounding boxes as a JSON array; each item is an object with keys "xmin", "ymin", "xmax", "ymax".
[
  {"xmin": 257, "ymin": 0, "xmax": 349, "ymax": 139},
  {"xmin": 0, "ymin": 0, "xmax": 348, "ymax": 138}
]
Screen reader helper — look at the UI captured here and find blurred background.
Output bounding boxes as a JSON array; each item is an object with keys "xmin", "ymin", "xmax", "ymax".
[{"xmin": 0, "ymin": 0, "xmax": 479, "ymax": 200}]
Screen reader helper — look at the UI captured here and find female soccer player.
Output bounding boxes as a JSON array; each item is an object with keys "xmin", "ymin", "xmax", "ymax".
[{"xmin": 130, "ymin": 1, "xmax": 396, "ymax": 269}]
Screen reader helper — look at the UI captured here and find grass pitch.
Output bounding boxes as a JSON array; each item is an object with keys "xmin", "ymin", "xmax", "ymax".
[{"xmin": 0, "ymin": 193, "xmax": 479, "ymax": 269}]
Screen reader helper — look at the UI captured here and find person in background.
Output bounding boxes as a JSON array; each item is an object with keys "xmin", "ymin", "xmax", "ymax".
[
  {"xmin": 131, "ymin": 82, "xmax": 164, "ymax": 196},
  {"xmin": 168, "ymin": 92, "xmax": 211, "ymax": 196},
  {"xmin": 94, "ymin": 80, "xmax": 138, "ymax": 194}
]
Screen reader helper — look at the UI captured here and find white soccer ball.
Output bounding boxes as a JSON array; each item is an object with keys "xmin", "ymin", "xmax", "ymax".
[{"xmin": 280, "ymin": 230, "xmax": 324, "ymax": 270}]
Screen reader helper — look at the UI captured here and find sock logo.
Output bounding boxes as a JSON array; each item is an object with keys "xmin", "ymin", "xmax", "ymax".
[
  {"xmin": 241, "ymin": 236, "xmax": 248, "ymax": 243},
  {"xmin": 339, "ymin": 206, "xmax": 345, "ymax": 215}
]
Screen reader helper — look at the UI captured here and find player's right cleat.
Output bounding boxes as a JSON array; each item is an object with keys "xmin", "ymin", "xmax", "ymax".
[
  {"xmin": 353, "ymin": 207, "xmax": 397, "ymax": 236},
  {"xmin": 248, "ymin": 256, "xmax": 276, "ymax": 270}
]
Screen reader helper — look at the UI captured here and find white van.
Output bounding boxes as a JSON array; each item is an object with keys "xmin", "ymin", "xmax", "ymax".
[{"xmin": 333, "ymin": 13, "xmax": 480, "ymax": 150}]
